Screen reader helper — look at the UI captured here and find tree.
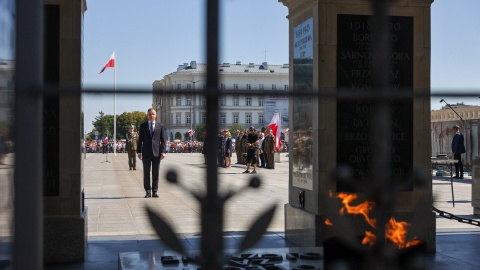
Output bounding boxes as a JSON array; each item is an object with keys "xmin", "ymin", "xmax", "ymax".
[
  {"xmin": 116, "ymin": 111, "xmax": 147, "ymax": 139},
  {"xmin": 92, "ymin": 111, "xmax": 109, "ymax": 138},
  {"xmin": 230, "ymin": 123, "xmax": 245, "ymax": 135},
  {"xmin": 90, "ymin": 111, "xmax": 147, "ymax": 140},
  {"xmin": 194, "ymin": 122, "xmax": 207, "ymax": 141}
]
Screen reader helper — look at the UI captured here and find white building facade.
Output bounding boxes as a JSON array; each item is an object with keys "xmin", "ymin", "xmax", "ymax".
[{"xmin": 153, "ymin": 61, "xmax": 289, "ymax": 141}]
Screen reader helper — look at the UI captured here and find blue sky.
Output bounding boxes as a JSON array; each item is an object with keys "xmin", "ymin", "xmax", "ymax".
[{"xmin": 83, "ymin": 0, "xmax": 480, "ymax": 131}]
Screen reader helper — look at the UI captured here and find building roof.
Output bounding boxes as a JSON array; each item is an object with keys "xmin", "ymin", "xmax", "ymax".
[{"xmin": 169, "ymin": 61, "xmax": 289, "ymax": 75}]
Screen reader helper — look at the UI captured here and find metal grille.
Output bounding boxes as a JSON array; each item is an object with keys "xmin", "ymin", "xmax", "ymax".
[{"xmin": 10, "ymin": 0, "xmax": 480, "ymax": 270}]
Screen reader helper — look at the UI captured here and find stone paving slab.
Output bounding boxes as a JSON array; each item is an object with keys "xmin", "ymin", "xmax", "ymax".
[
  {"xmin": 84, "ymin": 152, "xmax": 289, "ymax": 237},
  {"xmin": 84, "ymin": 152, "xmax": 480, "ymax": 238}
]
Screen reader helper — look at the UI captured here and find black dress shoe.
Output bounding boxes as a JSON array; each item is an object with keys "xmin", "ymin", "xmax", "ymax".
[
  {"xmin": 129, "ymin": 168, "xmax": 132, "ymax": 170},
  {"xmin": 144, "ymin": 191, "xmax": 151, "ymax": 198},
  {"xmin": 133, "ymin": 168, "xmax": 136, "ymax": 170},
  {"xmin": 152, "ymin": 192, "xmax": 159, "ymax": 198}
]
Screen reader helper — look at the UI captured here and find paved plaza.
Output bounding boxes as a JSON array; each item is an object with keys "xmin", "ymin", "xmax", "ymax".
[
  {"xmin": 85, "ymin": 152, "xmax": 290, "ymax": 236},
  {"xmin": 84, "ymin": 152, "xmax": 480, "ymax": 236},
  {"xmin": 2, "ymin": 152, "xmax": 480, "ymax": 269}
]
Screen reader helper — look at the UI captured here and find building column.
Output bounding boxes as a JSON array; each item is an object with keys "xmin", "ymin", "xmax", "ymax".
[
  {"xmin": 280, "ymin": 0, "xmax": 435, "ymax": 252},
  {"xmin": 472, "ymin": 120, "xmax": 479, "ymax": 159},
  {"xmin": 43, "ymin": 0, "xmax": 87, "ymax": 263}
]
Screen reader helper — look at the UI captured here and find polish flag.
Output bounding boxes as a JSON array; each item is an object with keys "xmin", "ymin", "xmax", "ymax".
[
  {"xmin": 99, "ymin": 52, "xmax": 115, "ymax": 74},
  {"xmin": 268, "ymin": 113, "xmax": 282, "ymax": 151}
]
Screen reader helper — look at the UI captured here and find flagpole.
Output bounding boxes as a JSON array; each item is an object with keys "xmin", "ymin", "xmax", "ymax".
[{"xmin": 114, "ymin": 50, "xmax": 117, "ymax": 156}]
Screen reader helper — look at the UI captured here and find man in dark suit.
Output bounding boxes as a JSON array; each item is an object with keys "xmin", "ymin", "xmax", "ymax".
[
  {"xmin": 451, "ymin": 125, "xmax": 466, "ymax": 179},
  {"xmin": 137, "ymin": 108, "xmax": 166, "ymax": 198}
]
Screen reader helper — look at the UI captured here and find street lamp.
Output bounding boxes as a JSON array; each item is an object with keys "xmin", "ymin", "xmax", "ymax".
[
  {"xmin": 440, "ymin": 99, "xmax": 463, "ymax": 121},
  {"xmin": 191, "ymin": 80, "xmax": 202, "ymax": 141},
  {"xmin": 190, "ymin": 105, "xmax": 193, "ymax": 141},
  {"xmin": 440, "ymin": 98, "xmax": 467, "ymax": 163}
]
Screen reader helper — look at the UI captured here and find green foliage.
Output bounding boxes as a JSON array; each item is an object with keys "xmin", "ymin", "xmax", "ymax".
[
  {"xmin": 230, "ymin": 123, "xmax": 245, "ymax": 135},
  {"xmin": 194, "ymin": 122, "xmax": 207, "ymax": 141},
  {"xmin": 116, "ymin": 111, "xmax": 147, "ymax": 139},
  {"xmin": 90, "ymin": 110, "xmax": 147, "ymax": 140},
  {"xmin": 92, "ymin": 111, "xmax": 109, "ymax": 137}
]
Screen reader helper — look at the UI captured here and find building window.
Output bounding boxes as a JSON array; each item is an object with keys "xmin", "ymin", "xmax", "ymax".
[
  {"xmin": 259, "ymin": 84, "xmax": 264, "ymax": 90},
  {"xmin": 220, "ymin": 96, "xmax": 226, "ymax": 106},
  {"xmin": 233, "ymin": 96, "xmax": 239, "ymax": 106},
  {"xmin": 234, "ymin": 84, "xmax": 238, "ymax": 90},
  {"xmin": 176, "ymin": 84, "xmax": 181, "ymax": 90},
  {"xmin": 187, "ymin": 83, "xmax": 192, "ymax": 89},
  {"xmin": 233, "ymin": 114, "xmax": 239, "ymax": 124},
  {"xmin": 246, "ymin": 114, "xmax": 252, "ymax": 124},
  {"xmin": 221, "ymin": 83, "xmax": 226, "ymax": 89},
  {"xmin": 259, "ymin": 114, "xmax": 264, "ymax": 124},
  {"xmin": 220, "ymin": 114, "xmax": 226, "ymax": 124},
  {"xmin": 186, "ymin": 113, "xmax": 191, "ymax": 124},
  {"xmin": 186, "ymin": 95, "xmax": 192, "ymax": 106},
  {"xmin": 202, "ymin": 112, "xmax": 207, "ymax": 123},
  {"xmin": 284, "ymin": 84, "xmax": 289, "ymax": 90},
  {"xmin": 176, "ymin": 113, "xmax": 181, "ymax": 124},
  {"xmin": 258, "ymin": 97, "xmax": 264, "ymax": 106},
  {"xmin": 272, "ymin": 84, "xmax": 276, "ymax": 90},
  {"xmin": 176, "ymin": 96, "xmax": 182, "ymax": 106},
  {"xmin": 246, "ymin": 97, "xmax": 252, "ymax": 106},
  {"xmin": 202, "ymin": 97, "xmax": 206, "ymax": 106},
  {"xmin": 246, "ymin": 84, "xmax": 251, "ymax": 90}
]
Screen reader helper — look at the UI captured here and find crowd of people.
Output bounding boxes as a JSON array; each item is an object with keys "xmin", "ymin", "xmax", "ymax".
[
  {"xmin": 208, "ymin": 127, "xmax": 285, "ymax": 172},
  {"xmin": 82, "ymin": 140, "xmax": 206, "ymax": 154},
  {"xmin": 81, "ymin": 129, "xmax": 289, "ymax": 164}
]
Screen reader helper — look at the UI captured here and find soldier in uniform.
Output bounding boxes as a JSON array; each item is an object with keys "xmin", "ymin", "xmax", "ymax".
[
  {"xmin": 264, "ymin": 128, "xmax": 275, "ymax": 169},
  {"xmin": 126, "ymin": 124, "xmax": 138, "ymax": 170}
]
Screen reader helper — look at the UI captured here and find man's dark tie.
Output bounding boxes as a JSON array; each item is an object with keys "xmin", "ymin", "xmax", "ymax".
[{"xmin": 150, "ymin": 122, "xmax": 153, "ymax": 136}]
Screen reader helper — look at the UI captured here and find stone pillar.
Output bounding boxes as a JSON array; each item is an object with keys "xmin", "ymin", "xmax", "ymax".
[
  {"xmin": 472, "ymin": 159, "xmax": 480, "ymax": 215},
  {"xmin": 43, "ymin": 0, "xmax": 87, "ymax": 263},
  {"xmin": 472, "ymin": 120, "xmax": 478, "ymax": 159},
  {"xmin": 280, "ymin": 0, "xmax": 435, "ymax": 252}
]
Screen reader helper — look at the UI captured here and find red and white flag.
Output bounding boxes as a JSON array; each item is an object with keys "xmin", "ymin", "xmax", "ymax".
[
  {"xmin": 268, "ymin": 113, "xmax": 282, "ymax": 151},
  {"xmin": 99, "ymin": 52, "xmax": 115, "ymax": 74}
]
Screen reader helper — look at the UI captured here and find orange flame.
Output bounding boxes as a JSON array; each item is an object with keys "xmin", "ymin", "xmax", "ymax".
[
  {"xmin": 385, "ymin": 217, "xmax": 422, "ymax": 249},
  {"xmin": 327, "ymin": 191, "xmax": 423, "ymax": 249},
  {"xmin": 325, "ymin": 218, "xmax": 333, "ymax": 226},
  {"xmin": 362, "ymin": 231, "xmax": 376, "ymax": 247},
  {"xmin": 337, "ymin": 193, "xmax": 376, "ymax": 228}
]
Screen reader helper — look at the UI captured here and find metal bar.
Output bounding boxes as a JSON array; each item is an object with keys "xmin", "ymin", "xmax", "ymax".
[
  {"xmin": 369, "ymin": 0, "xmax": 391, "ymax": 269},
  {"xmin": 202, "ymin": 0, "xmax": 223, "ymax": 269},
  {"xmin": 450, "ymin": 163, "xmax": 455, "ymax": 207},
  {"xmin": 14, "ymin": 0, "xmax": 44, "ymax": 269}
]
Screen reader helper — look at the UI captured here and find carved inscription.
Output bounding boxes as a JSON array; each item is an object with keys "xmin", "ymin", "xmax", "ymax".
[
  {"xmin": 43, "ymin": 5, "xmax": 60, "ymax": 196},
  {"xmin": 336, "ymin": 15, "xmax": 413, "ymax": 192},
  {"xmin": 293, "ymin": 17, "xmax": 314, "ymax": 190}
]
